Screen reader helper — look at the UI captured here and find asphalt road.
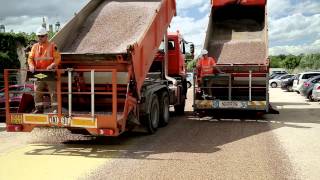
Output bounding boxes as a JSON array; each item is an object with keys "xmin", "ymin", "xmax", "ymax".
[{"xmin": 0, "ymin": 88, "xmax": 319, "ymax": 180}]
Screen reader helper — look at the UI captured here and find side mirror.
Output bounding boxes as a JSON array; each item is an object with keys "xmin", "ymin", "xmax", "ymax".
[{"xmin": 190, "ymin": 44, "xmax": 195, "ymax": 54}]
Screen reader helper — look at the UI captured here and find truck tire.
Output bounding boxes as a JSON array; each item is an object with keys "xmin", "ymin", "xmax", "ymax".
[
  {"xmin": 142, "ymin": 94, "xmax": 160, "ymax": 134},
  {"xmin": 308, "ymin": 92, "xmax": 314, "ymax": 102},
  {"xmin": 187, "ymin": 81, "xmax": 192, "ymax": 88},
  {"xmin": 159, "ymin": 92, "xmax": 170, "ymax": 127},
  {"xmin": 174, "ymin": 94, "xmax": 185, "ymax": 115}
]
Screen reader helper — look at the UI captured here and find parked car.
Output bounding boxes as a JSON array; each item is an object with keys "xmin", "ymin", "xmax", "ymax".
[
  {"xmin": 292, "ymin": 72, "xmax": 320, "ymax": 93},
  {"xmin": 269, "ymin": 74, "xmax": 294, "ymax": 88},
  {"xmin": 0, "ymin": 84, "xmax": 34, "ymax": 120},
  {"xmin": 311, "ymin": 83, "xmax": 320, "ymax": 101},
  {"xmin": 281, "ymin": 74, "xmax": 299, "ymax": 92},
  {"xmin": 269, "ymin": 72, "xmax": 287, "ymax": 79},
  {"xmin": 299, "ymin": 75, "xmax": 320, "ymax": 101}
]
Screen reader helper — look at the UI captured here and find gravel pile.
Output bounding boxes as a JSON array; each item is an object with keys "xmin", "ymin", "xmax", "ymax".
[
  {"xmin": 208, "ymin": 18, "xmax": 267, "ymax": 64},
  {"xmin": 29, "ymin": 128, "xmax": 92, "ymax": 144},
  {"xmin": 65, "ymin": 1, "xmax": 161, "ymax": 54},
  {"xmin": 210, "ymin": 40, "xmax": 266, "ymax": 64}
]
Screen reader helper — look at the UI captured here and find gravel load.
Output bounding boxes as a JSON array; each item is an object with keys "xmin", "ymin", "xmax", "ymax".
[
  {"xmin": 210, "ymin": 40, "xmax": 266, "ymax": 64},
  {"xmin": 207, "ymin": 18, "xmax": 267, "ymax": 64},
  {"xmin": 65, "ymin": 0, "xmax": 161, "ymax": 54}
]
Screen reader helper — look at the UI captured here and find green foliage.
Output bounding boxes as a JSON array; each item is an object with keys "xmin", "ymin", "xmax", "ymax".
[
  {"xmin": 299, "ymin": 54, "xmax": 320, "ymax": 70},
  {"xmin": 269, "ymin": 53, "xmax": 320, "ymax": 71},
  {"xmin": 269, "ymin": 56, "xmax": 283, "ymax": 68},
  {"xmin": 281, "ymin": 54, "xmax": 301, "ymax": 70},
  {"xmin": 187, "ymin": 59, "xmax": 197, "ymax": 71},
  {"xmin": 0, "ymin": 33, "xmax": 29, "ymax": 70}
]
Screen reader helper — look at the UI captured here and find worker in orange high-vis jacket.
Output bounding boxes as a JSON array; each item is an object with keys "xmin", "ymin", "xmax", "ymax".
[
  {"xmin": 28, "ymin": 27, "xmax": 61, "ymax": 113},
  {"xmin": 196, "ymin": 49, "xmax": 221, "ymax": 96}
]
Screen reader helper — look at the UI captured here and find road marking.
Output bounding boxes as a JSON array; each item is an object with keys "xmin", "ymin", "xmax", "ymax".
[{"xmin": 0, "ymin": 144, "xmax": 109, "ymax": 180}]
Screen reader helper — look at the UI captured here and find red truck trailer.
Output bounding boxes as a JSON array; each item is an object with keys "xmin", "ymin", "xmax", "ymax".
[
  {"xmin": 4, "ymin": 0, "xmax": 191, "ymax": 136},
  {"xmin": 194, "ymin": 0, "xmax": 270, "ymax": 115}
]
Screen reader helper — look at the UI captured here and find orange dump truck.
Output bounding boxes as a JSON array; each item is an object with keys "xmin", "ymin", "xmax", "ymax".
[
  {"xmin": 4, "ymin": 0, "xmax": 190, "ymax": 135},
  {"xmin": 194, "ymin": 0, "xmax": 270, "ymax": 115}
]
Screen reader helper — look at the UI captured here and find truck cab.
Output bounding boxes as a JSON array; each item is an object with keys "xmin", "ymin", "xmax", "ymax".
[{"xmin": 152, "ymin": 31, "xmax": 193, "ymax": 78}]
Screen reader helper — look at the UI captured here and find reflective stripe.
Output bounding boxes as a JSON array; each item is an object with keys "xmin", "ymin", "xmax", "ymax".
[
  {"xmin": 34, "ymin": 57, "xmax": 54, "ymax": 61},
  {"xmin": 34, "ymin": 42, "xmax": 54, "ymax": 68},
  {"xmin": 199, "ymin": 57, "xmax": 216, "ymax": 77},
  {"xmin": 35, "ymin": 102, "xmax": 44, "ymax": 106}
]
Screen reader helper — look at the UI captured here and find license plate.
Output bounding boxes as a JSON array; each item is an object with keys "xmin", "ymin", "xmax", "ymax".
[{"xmin": 218, "ymin": 101, "xmax": 247, "ymax": 109}]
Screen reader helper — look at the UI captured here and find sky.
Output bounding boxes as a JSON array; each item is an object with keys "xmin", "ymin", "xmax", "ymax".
[{"xmin": 0, "ymin": 0, "xmax": 319, "ymax": 56}]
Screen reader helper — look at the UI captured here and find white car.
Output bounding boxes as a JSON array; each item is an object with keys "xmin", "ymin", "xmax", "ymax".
[
  {"xmin": 292, "ymin": 72, "xmax": 320, "ymax": 93},
  {"xmin": 269, "ymin": 74, "xmax": 294, "ymax": 88}
]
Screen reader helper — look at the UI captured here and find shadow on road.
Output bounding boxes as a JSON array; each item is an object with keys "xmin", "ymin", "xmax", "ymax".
[{"xmin": 24, "ymin": 107, "xmax": 317, "ymax": 160}]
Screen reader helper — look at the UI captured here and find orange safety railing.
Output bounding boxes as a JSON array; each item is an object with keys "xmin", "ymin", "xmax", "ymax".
[{"xmin": 4, "ymin": 68, "xmax": 119, "ymax": 131}]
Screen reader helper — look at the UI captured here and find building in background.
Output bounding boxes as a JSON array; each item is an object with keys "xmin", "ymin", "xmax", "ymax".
[
  {"xmin": 42, "ymin": 17, "xmax": 47, "ymax": 29},
  {"xmin": 0, "ymin": 24, "xmax": 5, "ymax": 33},
  {"xmin": 55, "ymin": 21, "xmax": 60, "ymax": 32}
]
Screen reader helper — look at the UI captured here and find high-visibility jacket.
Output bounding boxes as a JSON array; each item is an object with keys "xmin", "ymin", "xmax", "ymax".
[
  {"xmin": 196, "ymin": 56, "xmax": 217, "ymax": 78},
  {"xmin": 28, "ymin": 42, "xmax": 61, "ymax": 69}
]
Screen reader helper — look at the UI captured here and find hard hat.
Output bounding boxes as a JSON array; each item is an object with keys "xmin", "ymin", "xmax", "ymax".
[
  {"xmin": 36, "ymin": 27, "xmax": 48, "ymax": 36},
  {"xmin": 201, "ymin": 49, "xmax": 208, "ymax": 55}
]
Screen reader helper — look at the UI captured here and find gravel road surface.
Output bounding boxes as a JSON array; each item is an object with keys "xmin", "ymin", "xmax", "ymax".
[{"xmin": 0, "ymin": 88, "xmax": 319, "ymax": 180}]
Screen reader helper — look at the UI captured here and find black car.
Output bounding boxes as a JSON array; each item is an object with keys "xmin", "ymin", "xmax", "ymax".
[{"xmin": 281, "ymin": 74, "xmax": 298, "ymax": 92}]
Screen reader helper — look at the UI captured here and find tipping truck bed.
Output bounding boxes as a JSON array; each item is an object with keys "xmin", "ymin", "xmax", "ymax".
[
  {"xmin": 194, "ymin": 0, "xmax": 269, "ymax": 114},
  {"xmin": 5, "ymin": 0, "xmax": 177, "ymax": 135}
]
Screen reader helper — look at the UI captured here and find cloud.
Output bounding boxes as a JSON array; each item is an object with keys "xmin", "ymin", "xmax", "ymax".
[
  {"xmin": 198, "ymin": 2, "xmax": 210, "ymax": 13},
  {"xmin": 0, "ymin": 0, "xmax": 88, "ymax": 33},
  {"xmin": 269, "ymin": 39, "xmax": 320, "ymax": 55},
  {"xmin": 176, "ymin": 0, "xmax": 206, "ymax": 10},
  {"xmin": 267, "ymin": 0, "xmax": 320, "ymax": 54},
  {"xmin": 170, "ymin": 14, "xmax": 209, "ymax": 55},
  {"xmin": 269, "ymin": 13, "xmax": 320, "ymax": 44},
  {"xmin": 268, "ymin": 0, "xmax": 320, "ymax": 18}
]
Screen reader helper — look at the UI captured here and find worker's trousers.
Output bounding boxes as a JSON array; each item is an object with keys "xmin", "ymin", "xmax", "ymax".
[
  {"xmin": 201, "ymin": 78, "xmax": 215, "ymax": 97},
  {"xmin": 34, "ymin": 81, "xmax": 57, "ymax": 110}
]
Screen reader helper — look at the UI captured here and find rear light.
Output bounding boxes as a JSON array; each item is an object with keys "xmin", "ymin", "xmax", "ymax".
[
  {"xmin": 99, "ymin": 129, "xmax": 115, "ymax": 136},
  {"xmin": 6, "ymin": 124, "xmax": 23, "ymax": 132},
  {"xmin": 304, "ymin": 82, "xmax": 310, "ymax": 87},
  {"xmin": 317, "ymin": 86, "xmax": 320, "ymax": 90}
]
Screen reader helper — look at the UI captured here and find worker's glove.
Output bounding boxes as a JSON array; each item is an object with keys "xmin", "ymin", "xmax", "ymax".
[
  {"xmin": 46, "ymin": 63, "xmax": 56, "ymax": 71},
  {"xmin": 29, "ymin": 65, "xmax": 35, "ymax": 73}
]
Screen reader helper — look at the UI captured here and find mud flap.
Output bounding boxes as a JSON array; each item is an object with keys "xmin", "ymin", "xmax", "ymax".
[
  {"xmin": 267, "ymin": 103, "xmax": 279, "ymax": 114},
  {"xmin": 18, "ymin": 93, "xmax": 35, "ymax": 113}
]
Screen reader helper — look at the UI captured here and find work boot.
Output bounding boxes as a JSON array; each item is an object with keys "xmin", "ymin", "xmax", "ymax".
[
  {"xmin": 33, "ymin": 106, "xmax": 44, "ymax": 114},
  {"xmin": 51, "ymin": 106, "xmax": 58, "ymax": 114}
]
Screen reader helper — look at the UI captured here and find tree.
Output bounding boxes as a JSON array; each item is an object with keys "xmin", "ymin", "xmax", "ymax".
[
  {"xmin": 269, "ymin": 56, "xmax": 282, "ymax": 68},
  {"xmin": 0, "ymin": 33, "xmax": 28, "ymax": 71},
  {"xmin": 281, "ymin": 55, "xmax": 301, "ymax": 70}
]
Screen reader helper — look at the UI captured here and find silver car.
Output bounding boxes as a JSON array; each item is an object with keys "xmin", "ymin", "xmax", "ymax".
[
  {"xmin": 312, "ymin": 83, "xmax": 320, "ymax": 101},
  {"xmin": 269, "ymin": 74, "xmax": 294, "ymax": 88}
]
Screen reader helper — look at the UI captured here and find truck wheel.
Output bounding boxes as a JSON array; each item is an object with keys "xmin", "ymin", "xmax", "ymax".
[
  {"xmin": 143, "ymin": 94, "xmax": 160, "ymax": 134},
  {"xmin": 159, "ymin": 92, "xmax": 170, "ymax": 127},
  {"xmin": 174, "ymin": 94, "xmax": 185, "ymax": 115},
  {"xmin": 308, "ymin": 93, "xmax": 314, "ymax": 102},
  {"xmin": 187, "ymin": 81, "xmax": 192, "ymax": 88},
  {"xmin": 271, "ymin": 82, "xmax": 277, "ymax": 88}
]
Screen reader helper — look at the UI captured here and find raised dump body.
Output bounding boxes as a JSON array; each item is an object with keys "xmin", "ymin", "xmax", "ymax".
[
  {"xmin": 5, "ymin": 0, "xmax": 179, "ymax": 135},
  {"xmin": 194, "ymin": 0, "xmax": 269, "ymax": 114}
]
